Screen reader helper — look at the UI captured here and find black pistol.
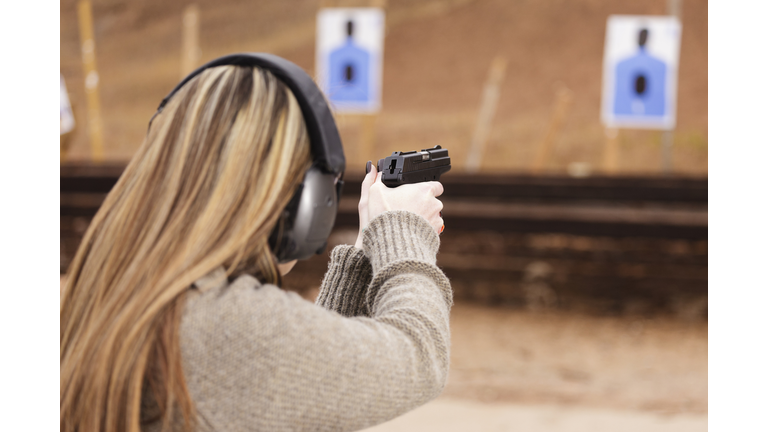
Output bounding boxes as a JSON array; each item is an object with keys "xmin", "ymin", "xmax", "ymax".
[{"xmin": 375, "ymin": 145, "xmax": 451, "ymax": 188}]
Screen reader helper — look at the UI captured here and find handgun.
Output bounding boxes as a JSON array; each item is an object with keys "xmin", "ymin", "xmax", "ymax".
[{"xmin": 375, "ymin": 145, "xmax": 451, "ymax": 188}]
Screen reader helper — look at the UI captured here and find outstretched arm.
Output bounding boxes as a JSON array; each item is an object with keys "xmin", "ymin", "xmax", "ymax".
[{"xmin": 316, "ymin": 161, "xmax": 444, "ymax": 318}]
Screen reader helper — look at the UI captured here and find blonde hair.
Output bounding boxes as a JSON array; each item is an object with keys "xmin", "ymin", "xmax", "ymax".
[{"xmin": 60, "ymin": 66, "xmax": 312, "ymax": 432}]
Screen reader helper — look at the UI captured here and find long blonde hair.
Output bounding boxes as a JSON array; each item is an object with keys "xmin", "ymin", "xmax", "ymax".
[{"xmin": 60, "ymin": 66, "xmax": 312, "ymax": 432}]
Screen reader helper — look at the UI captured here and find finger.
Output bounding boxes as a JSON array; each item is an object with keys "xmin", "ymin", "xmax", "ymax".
[
  {"xmin": 435, "ymin": 216, "xmax": 444, "ymax": 234},
  {"xmin": 361, "ymin": 163, "xmax": 377, "ymax": 188},
  {"xmin": 360, "ymin": 162, "xmax": 378, "ymax": 202},
  {"xmin": 373, "ymin": 171, "xmax": 383, "ymax": 185},
  {"xmin": 426, "ymin": 181, "xmax": 444, "ymax": 197},
  {"xmin": 427, "ymin": 197, "xmax": 443, "ymax": 218}
]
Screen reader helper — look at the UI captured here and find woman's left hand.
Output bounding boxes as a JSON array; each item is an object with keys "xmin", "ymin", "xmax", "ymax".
[{"xmin": 354, "ymin": 161, "xmax": 378, "ymax": 249}]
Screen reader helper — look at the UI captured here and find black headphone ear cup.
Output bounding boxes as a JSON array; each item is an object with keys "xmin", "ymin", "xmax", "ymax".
[
  {"xmin": 268, "ymin": 184, "xmax": 303, "ymax": 262},
  {"xmin": 269, "ymin": 166, "xmax": 339, "ymax": 263}
]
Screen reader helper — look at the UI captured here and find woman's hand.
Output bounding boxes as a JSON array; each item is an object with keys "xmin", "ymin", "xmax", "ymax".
[
  {"xmin": 354, "ymin": 161, "xmax": 444, "ymax": 249},
  {"xmin": 353, "ymin": 162, "xmax": 376, "ymax": 249}
]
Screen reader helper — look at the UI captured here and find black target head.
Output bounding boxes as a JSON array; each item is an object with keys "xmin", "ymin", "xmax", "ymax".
[
  {"xmin": 634, "ymin": 74, "xmax": 647, "ymax": 95},
  {"xmin": 346, "ymin": 20, "xmax": 354, "ymax": 37},
  {"xmin": 638, "ymin": 28, "xmax": 649, "ymax": 47}
]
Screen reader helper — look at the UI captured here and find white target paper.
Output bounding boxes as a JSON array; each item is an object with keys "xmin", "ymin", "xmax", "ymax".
[
  {"xmin": 601, "ymin": 15, "xmax": 682, "ymax": 130},
  {"xmin": 61, "ymin": 74, "xmax": 76, "ymax": 135},
  {"xmin": 316, "ymin": 8, "xmax": 385, "ymax": 114}
]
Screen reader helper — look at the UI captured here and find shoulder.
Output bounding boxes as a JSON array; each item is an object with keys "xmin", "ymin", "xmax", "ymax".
[
  {"xmin": 180, "ymin": 273, "xmax": 314, "ymax": 355},
  {"xmin": 185, "ymin": 272, "xmax": 286, "ymax": 311}
]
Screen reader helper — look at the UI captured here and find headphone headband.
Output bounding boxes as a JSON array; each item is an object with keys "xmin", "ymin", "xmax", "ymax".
[{"xmin": 156, "ymin": 53, "xmax": 345, "ymax": 175}]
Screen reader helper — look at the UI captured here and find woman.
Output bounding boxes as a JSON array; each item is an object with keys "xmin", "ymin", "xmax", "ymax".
[{"xmin": 60, "ymin": 58, "xmax": 450, "ymax": 432}]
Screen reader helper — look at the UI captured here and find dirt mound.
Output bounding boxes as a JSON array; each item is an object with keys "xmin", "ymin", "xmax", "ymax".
[{"xmin": 60, "ymin": 0, "xmax": 707, "ymax": 174}]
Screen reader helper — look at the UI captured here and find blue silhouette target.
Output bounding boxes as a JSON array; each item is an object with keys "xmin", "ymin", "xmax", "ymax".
[
  {"xmin": 317, "ymin": 8, "xmax": 384, "ymax": 113},
  {"xmin": 601, "ymin": 16, "xmax": 681, "ymax": 130},
  {"xmin": 328, "ymin": 20, "xmax": 371, "ymax": 103},
  {"xmin": 613, "ymin": 29, "xmax": 667, "ymax": 117}
]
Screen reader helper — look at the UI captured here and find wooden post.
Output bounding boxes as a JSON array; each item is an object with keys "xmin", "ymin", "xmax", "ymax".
[
  {"xmin": 602, "ymin": 127, "xmax": 619, "ymax": 174},
  {"xmin": 667, "ymin": 0, "xmax": 682, "ymax": 20},
  {"xmin": 465, "ymin": 56, "xmax": 507, "ymax": 173},
  {"xmin": 532, "ymin": 84, "xmax": 573, "ymax": 174},
  {"xmin": 77, "ymin": 0, "xmax": 105, "ymax": 163},
  {"xmin": 662, "ymin": 0, "xmax": 682, "ymax": 174},
  {"xmin": 181, "ymin": 5, "xmax": 201, "ymax": 78},
  {"xmin": 661, "ymin": 130, "xmax": 674, "ymax": 174}
]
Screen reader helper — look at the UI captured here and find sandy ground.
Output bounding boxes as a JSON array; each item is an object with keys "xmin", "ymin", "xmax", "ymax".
[
  {"xmin": 359, "ymin": 302, "xmax": 707, "ymax": 431},
  {"xmin": 362, "ymin": 397, "xmax": 706, "ymax": 432},
  {"xmin": 302, "ymin": 287, "xmax": 708, "ymax": 431},
  {"xmin": 442, "ymin": 303, "xmax": 707, "ymax": 413},
  {"xmin": 60, "ymin": 277, "xmax": 707, "ymax": 430}
]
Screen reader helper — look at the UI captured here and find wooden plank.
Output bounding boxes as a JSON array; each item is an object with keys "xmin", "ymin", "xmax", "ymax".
[
  {"xmin": 77, "ymin": 0, "xmax": 105, "ymax": 163},
  {"xmin": 341, "ymin": 172, "xmax": 709, "ymax": 203},
  {"xmin": 59, "ymin": 163, "xmax": 708, "ymax": 203},
  {"xmin": 602, "ymin": 127, "xmax": 619, "ymax": 174},
  {"xmin": 531, "ymin": 84, "xmax": 573, "ymax": 173},
  {"xmin": 465, "ymin": 56, "xmax": 507, "ymax": 172},
  {"xmin": 181, "ymin": 4, "xmax": 201, "ymax": 78},
  {"xmin": 337, "ymin": 199, "xmax": 708, "ymax": 227}
]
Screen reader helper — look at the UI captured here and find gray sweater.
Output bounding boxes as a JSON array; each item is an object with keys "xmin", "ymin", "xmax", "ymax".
[{"xmin": 146, "ymin": 210, "xmax": 453, "ymax": 431}]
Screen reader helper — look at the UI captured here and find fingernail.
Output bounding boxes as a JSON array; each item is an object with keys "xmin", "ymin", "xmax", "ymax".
[{"xmin": 366, "ymin": 160, "xmax": 372, "ymax": 174}]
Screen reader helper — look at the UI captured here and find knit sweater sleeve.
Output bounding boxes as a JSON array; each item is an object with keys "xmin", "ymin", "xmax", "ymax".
[
  {"xmin": 175, "ymin": 210, "xmax": 452, "ymax": 432},
  {"xmin": 314, "ymin": 245, "xmax": 373, "ymax": 317}
]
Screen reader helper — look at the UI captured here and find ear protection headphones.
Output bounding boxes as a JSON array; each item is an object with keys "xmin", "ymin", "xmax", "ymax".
[{"xmin": 151, "ymin": 53, "xmax": 346, "ymax": 263}]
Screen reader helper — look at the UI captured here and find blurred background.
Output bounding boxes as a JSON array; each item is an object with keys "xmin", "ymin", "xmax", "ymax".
[{"xmin": 60, "ymin": 0, "xmax": 707, "ymax": 430}]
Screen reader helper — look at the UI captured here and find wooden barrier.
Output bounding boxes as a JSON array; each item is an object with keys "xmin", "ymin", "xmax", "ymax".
[{"xmin": 60, "ymin": 164, "xmax": 708, "ymax": 310}]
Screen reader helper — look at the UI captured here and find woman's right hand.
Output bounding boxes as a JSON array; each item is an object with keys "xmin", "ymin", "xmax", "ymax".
[{"xmin": 354, "ymin": 161, "xmax": 444, "ymax": 249}]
